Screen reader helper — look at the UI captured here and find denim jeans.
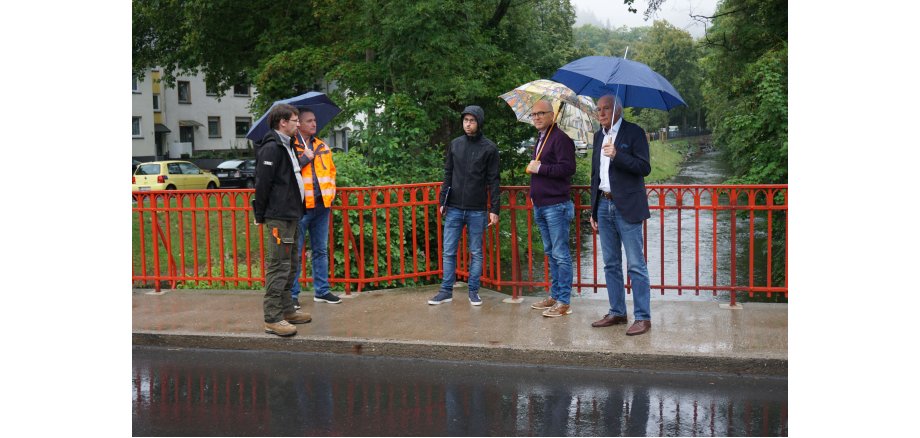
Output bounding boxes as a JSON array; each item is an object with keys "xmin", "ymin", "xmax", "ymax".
[
  {"xmin": 533, "ymin": 200, "xmax": 574, "ymax": 305},
  {"xmin": 439, "ymin": 208, "xmax": 487, "ymax": 294},
  {"xmin": 290, "ymin": 202, "xmax": 330, "ymax": 299},
  {"xmin": 597, "ymin": 198, "xmax": 651, "ymax": 320}
]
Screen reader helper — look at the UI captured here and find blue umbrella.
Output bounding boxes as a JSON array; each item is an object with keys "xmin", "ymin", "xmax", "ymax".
[
  {"xmin": 245, "ymin": 91, "xmax": 342, "ymax": 141},
  {"xmin": 551, "ymin": 56, "xmax": 686, "ymax": 110}
]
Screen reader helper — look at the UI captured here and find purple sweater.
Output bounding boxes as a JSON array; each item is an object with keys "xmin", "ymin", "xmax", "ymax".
[{"xmin": 529, "ymin": 124, "xmax": 576, "ymax": 207}]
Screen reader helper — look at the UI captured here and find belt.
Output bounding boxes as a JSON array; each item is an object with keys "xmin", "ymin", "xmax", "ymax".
[{"xmin": 602, "ymin": 191, "xmax": 613, "ymax": 200}]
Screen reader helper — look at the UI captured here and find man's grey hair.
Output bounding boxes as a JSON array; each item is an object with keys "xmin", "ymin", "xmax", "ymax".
[{"xmin": 598, "ymin": 94, "xmax": 623, "ymax": 111}]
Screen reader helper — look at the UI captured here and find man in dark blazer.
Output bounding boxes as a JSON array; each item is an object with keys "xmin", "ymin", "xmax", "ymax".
[{"xmin": 588, "ymin": 95, "xmax": 653, "ymax": 336}]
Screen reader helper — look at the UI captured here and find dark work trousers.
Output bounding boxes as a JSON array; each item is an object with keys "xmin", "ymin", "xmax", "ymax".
[{"xmin": 263, "ymin": 218, "xmax": 302, "ymax": 323}]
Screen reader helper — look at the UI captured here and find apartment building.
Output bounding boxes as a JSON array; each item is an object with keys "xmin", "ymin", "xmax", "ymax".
[
  {"xmin": 133, "ymin": 70, "xmax": 351, "ymax": 161},
  {"xmin": 132, "ymin": 69, "xmax": 255, "ymax": 161}
]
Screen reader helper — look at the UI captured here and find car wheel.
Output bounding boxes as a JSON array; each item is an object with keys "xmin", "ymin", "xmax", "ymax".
[
  {"xmin": 166, "ymin": 185, "xmax": 176, "ymax": 190},
  {"xmin": 245, "ymin": 179, "xmax": 255, "ymax": 189},
  {"xmin": 207, "ymin": 182, "xmax": 217, "ymax": 189}
]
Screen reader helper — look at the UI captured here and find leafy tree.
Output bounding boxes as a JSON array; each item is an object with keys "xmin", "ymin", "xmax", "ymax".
[
  {"xmin": 699, "ymin": 0, "xmax": 787, "ymax": 184},
  {"xmin": 133, "ymin": 0, "xmax": 577, "ymax": 186},
  {"xmin": 625, "ymin": 107, "xmax": 669, "ymax": 134},
  {"xmin": 634, "ymin": 21, "xmax": 702, "ymax": 130},
  {"xmin": 572, "ymin": 24, "xmax": 649, "ymax": 59}
]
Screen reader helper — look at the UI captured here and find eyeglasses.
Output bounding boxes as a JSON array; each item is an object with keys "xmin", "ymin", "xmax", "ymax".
[
  {"xmin": 288, "ymin": 118, "xmax": 300, "ymax": 124},
  {"xmin": 529, "ymin": 111, "xmax": 551, "ymax": 118}
]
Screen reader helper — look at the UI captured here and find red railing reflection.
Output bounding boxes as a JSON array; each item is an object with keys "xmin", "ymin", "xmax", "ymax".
[
  {"xmin": 133, "ymin": 366, "xmax": 788, "ymax": 436},
  {"xmin": 133, "ymin": 184, "xmax": 787, "ymax": 304}
]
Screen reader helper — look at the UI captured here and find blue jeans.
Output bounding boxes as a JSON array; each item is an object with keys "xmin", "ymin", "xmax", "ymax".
[
  {"xmin": 533, "ymin": 200, "xmax": 574, "ymax": 305},
  {"xmin": 439, "ymin": 208, "xmax": 487, "ymax": 294},
  {"xmin": 291, "ymin": 203, "xmax": 330, "ymax": 299},
  {"xmin": 597, "ymin": 198, "xmax": 651, "ymax": 320}
]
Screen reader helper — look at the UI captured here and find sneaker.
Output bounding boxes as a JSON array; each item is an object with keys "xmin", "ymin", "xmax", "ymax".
[
  {"xmin": 264, "ymin": 320, "xmax": 297, "ymax": 336},
  {"xmin": 427, "ymin": 291, "xmax": 453, "ymax": 305},
  {"xmin": 531, "ymin": 296, "xmax": 557, "ymax": 310},
  {"xmin": 283, "ymin": 310, "xmax": 312, "ymax": 324},
  {"xmin": 314, "ymin": 293, "xmax": 342, "ymax": 304},
  {"xmin": 542, "ymin": 302, "xmax": 572, "ymax": 317},
  {"xmin": 469, "ymin": 291, "xmax": 482, "ymax": 306},
  {"xmin": 292, "ymin": 298, "xmax": 301, "ymax": 310}
]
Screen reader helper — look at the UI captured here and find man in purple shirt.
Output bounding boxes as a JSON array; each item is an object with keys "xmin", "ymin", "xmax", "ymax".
[{"xmin": 526, "ymin": 100, "xmax": 577, "ymax": 317}]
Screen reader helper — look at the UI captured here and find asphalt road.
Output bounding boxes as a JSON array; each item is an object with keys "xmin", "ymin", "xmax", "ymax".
[{"xmin": 133, "ymin": 346, "xmax": 787, "ymax": 436}]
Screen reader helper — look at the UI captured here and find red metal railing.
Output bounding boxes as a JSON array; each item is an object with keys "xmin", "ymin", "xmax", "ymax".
[{"xmin": 133, "ymin": 184, "xmax": 787, "ymax": 304}]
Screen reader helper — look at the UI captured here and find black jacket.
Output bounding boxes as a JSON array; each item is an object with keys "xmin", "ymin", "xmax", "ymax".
[
  {"xmin": 253, "ymin": 130, "xmax": 306, "ymax": 223},
  {"xmin": 439, "ymin": 105, "xmax": 500, "ymax": 214},
  {"xmin": 589, "ymin": 119, "xmax": 652, "ymax": 224}
]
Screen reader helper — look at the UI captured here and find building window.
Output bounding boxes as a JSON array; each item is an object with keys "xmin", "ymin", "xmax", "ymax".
[
  {"xmin": 152, "ymin": 94, "xmax": 161, "ymax": 112},
  {"xmin": 133, "ymin": 117, "xmax": 142, "ymax": 138},
  {"xmin": 235, "ymin": 117, "xmax": 251, "ymax": 138},
  {"xmin": 208, "ymin": 117, "xmax": 221, "ymax": 138},
  {"xmin": 233, "ymin": 83, "xmax": 250, "ymax": 96},
  {"xmin": 178, "ymin": 81, "xmax": 191, "ymax": 103},
  {"xmin": 132, "ymin": 77, "xmax": 140, "ymax": 93},
  {"xmin": 205, "ymin": 85, "xmax": 218, "ymax": 96}
]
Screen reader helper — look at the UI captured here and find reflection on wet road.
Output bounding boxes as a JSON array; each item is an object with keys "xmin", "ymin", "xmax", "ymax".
[{"xmin": 133, "ymin": 346, "xmax": 787, "ymax": 436}]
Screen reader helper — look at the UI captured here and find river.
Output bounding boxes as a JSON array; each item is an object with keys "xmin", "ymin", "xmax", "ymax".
[{"xmin": 569, "ymin": 144, "xmax": 783, "ymax": 304}]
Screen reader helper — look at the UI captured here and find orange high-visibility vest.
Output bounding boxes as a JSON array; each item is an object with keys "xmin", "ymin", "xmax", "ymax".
[{"xmin": 294, "ymin": 135, "xmax": 337, "ymax": 209}]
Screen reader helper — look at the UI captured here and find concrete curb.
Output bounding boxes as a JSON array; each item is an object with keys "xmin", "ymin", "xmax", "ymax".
[{"xmin": 133, "ymin": 331, "xmax": 787, "ymax": 376}]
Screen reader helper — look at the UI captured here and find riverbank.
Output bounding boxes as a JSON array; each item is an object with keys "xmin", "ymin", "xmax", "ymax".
[{"xmin": 572, "ymin": 134, "xmax": 707, "ymax": 185}]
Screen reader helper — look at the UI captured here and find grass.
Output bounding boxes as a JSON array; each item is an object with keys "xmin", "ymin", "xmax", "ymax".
[
  {"xmin": 132, "ymin": 192, "xmax": 265, "ymax": 289},
  {"xmin": 573, "ymin": 135, "xmax": 698, "ymax": 186},
  {"xmin": 647, "ymin": 137, "xmax": 695, "ymax": 183}
]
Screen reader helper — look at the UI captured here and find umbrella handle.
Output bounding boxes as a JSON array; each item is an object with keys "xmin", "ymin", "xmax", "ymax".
[{"xmin": 534, "ymin": 106, "xmax": 562, "ymax": 162}]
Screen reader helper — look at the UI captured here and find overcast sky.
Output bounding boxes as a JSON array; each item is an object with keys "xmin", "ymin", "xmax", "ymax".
[{"xmin": 571, "ymin": 0, "xmax": 718, "ymax": 39}]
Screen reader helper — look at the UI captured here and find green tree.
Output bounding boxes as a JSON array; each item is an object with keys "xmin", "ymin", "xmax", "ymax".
[
  {"xmin": 634, "ymin": 20, "xmax": 702, "ymax": 130},
  {"xmin": 624, "ymin": 107, "xmax": 669, "ymax": 134},
  {"xmin": 699, "ymin": 0, "xmax": 787, "ymax": 184},
  {"xmin": 133, "ymin": 0, "xmax": 577, "ymax": 185},
  {"xmin": 573, "ymin": 24, "xmax": 649, "ymax": 59}
]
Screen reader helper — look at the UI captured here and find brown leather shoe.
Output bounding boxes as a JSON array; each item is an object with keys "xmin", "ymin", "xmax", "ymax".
[
  {"xmin": 625, "ymin": 320, "xmax": 651, "ymax": 336},
  {"xmin": 531, "ymin": 296, "xmax": 557, "ymax": 310},
  {"xmin": 592, "ymin": 314, "xmax": 628, "ymax": 327}
]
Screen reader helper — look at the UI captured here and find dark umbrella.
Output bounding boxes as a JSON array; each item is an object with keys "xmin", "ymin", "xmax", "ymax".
[
  {"xmin": 245, "ymin": 91, "xmax": 342, "ymax": 141},
  {"xmin": 551, "ymin": 56, "xmax": 686, "ymax": 110}
]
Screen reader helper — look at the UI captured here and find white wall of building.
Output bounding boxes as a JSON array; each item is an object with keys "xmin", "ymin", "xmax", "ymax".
[
  {"xmin": 132, "ymin": 74, "xmax": 156, "ymax": 158},
  {"xmin": 159, "ymin": 73, "xmax": 255, "ymax": 155}
]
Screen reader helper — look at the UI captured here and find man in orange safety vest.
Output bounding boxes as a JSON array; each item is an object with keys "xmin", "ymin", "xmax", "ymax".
[{"xmin": 290, "ymin": 107, "xmax": 340, "ymax": 309}]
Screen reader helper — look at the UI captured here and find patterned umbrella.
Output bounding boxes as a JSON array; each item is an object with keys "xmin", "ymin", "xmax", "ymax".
[{"xmin": 499, "ymin": 79, "xmax": 598, "ymax": 144}]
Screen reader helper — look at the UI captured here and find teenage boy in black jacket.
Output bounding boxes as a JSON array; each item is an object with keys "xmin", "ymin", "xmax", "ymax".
[{"xmin": 429, "ymin": 105, "xmax": 500, "ymax": 306}]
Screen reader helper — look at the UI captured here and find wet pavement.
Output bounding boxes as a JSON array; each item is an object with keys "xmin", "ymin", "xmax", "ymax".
[
  {"xmin": 132, "ymin": 286, "xmax": 787, "ymax": 376},
  {"xmin": 133, "ymin": 346, "xmax": 787, "ymax": 436}
]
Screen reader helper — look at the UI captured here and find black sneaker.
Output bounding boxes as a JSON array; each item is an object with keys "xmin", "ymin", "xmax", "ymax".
[
  {"xmin": 314, "ymin": 293, "xmax": 342, "ymax": 304},
  {"xmin": 293, "ymin": 298, "xmax": 301, "ymax": 310},
  {"xmin": 427, "ymin": 291, "xmax": 453, "ymax": 305}
]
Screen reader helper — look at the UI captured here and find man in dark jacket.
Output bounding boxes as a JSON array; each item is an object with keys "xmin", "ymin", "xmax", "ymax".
[
  {"xmin": 526, "ymin": 99, "xmax": 577, "ymax": 318},
  {"xmin": 253, "ymin": 103, "xmax": 312, "ymax": 336},
  {"xmin": 588, "ymin": 95, "xmax": 653, "ymax": 336},
  {"xmin": 428, "ymin": 105, "xmax": 500, "ymax": 306}
]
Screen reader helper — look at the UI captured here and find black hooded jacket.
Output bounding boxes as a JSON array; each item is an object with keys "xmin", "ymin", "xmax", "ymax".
[
  {"xmin": 253, "ymin": 130, "xmax": 306, "ymax": 223},
  {"xmin": 438, "ymin": 105, "xmax": 500, "ymax": 214}
]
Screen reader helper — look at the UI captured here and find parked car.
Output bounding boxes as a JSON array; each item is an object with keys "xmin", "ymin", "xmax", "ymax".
[
  {"xmin": 212, "ymin": 159, "xmax": 256, "ymax": 188},
  {"xmin": 133, "ymin": 159, "xmax": 142, "ymax": 174},
  {"xmin": 132, "ymin": 160, "xmax": 220, "ymax": 191}
]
